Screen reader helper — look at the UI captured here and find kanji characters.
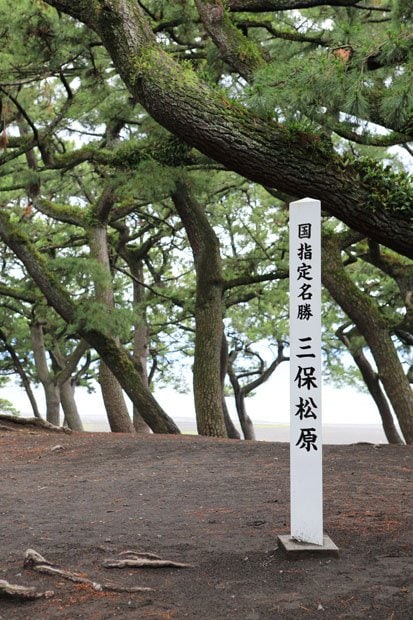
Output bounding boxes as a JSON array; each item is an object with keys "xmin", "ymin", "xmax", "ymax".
[{"xmin": 296, "ymin": 427, "xmax": 318, "ymax": 451}]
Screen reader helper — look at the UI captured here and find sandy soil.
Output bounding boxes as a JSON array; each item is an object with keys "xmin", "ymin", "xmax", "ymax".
[{"xmin": 0, "ymin": 428, "xmax": 412, "ymax": 619}]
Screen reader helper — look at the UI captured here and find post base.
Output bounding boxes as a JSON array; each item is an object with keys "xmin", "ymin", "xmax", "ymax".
[{"xmin": 277, "ymin": 534, "xmax": 339, "ymax": 559}]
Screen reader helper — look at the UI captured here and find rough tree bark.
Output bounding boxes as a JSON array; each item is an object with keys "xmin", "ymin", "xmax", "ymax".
[
  {"xmin": 172, "ymin": 180, "xmax": 227, "ymax": 437},
  {"xmin": 126, "ymin": 255, "xmax": 152, "ymax": 434},
  {"xmin": 88, "ymin": 222, "xmax": 135, "ymax": 432}
]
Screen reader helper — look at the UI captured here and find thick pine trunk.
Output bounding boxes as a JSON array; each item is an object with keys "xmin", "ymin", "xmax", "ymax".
[
  {"xmin": 98, "ymin": 361, "xmax": 134, "ymax": 432},
  {"xmin": 30, "ymin": 323, "xmax": 60, "ymax": 426},
  {"xmin": 88, "ymin": 224, "xmax": 135, "ymax": 433},
  {"xmin": 322, "ymin": 235, "xmax": 413, "ymax": 443},
  {"xmin": 60, "ymin": 380, "xmax": 84, "ymax": 431},
  {"xmin": 193, "ymin": 309, "xmax": 227, "ymax": 436},
  {"xmin": 172, "ymin": 182, "xmax": 227, "ymax": 437},
  {"xmin": 129, "ymin": 258, "xmax": 151, "ymax": 434}
]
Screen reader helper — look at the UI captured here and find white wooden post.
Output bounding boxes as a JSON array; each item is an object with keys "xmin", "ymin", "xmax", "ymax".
[{"xmin": 289, "ymin": 197, "xmax": 323, "ymax": 545}]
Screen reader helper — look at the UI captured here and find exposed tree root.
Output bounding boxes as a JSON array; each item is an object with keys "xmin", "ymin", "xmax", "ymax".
[
  {"xmin": 0, "ymin": 579, "xmax": 54, "ymax": 600},
  {"xmin": 23, "ymin": 549, "xmax": 152, "ymax": 593},
  {"xmin": 0, "ymin": 414, "xmax": 71, "ymax": 433},
  {"xmin": 102, "ymin": 550, "xmax": 193, "ymax": 569}
]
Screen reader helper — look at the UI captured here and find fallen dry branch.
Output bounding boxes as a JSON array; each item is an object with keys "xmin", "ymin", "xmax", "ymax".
[
  {"xmin": 102, "ymin": 550, "xmax": 193, "ymax": 569},
  {"xmin": 0, "ymin": 414, "xmax": 71, "ymax": 433},
  {"xmin": 0, "ymin": 579, "xmax": 54, "ymax": 600},
  {"xmin": 23, "ymin": 549, "xmax": 152, "ymax": 593}
]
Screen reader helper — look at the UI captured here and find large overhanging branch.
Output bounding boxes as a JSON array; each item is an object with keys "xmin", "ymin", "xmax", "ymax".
[
  {"xmin": 227, "ymin": 0, "xmax": 382, "ymax": 11},
  {"xmin": 40, "ymin": 1, "xmax": 413, "ymax": 258}
]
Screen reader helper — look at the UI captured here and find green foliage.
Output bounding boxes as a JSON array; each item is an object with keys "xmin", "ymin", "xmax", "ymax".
[
  {"xmin": 345, "ymin": 156, "xmax": 413, "ymax": 216},
  {"xmin": 244, "ymin": 3, "xmax": 413, "ymax": 149},
  {"xmin": 73, "ymin": 300, "xmax": 136, "ymax": 341},
  {"xmin": 0, "ymin": 398, "xmax": 19, "ymax": 415}
]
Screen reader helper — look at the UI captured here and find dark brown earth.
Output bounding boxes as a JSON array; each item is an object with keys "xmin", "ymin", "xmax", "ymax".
[{"xmin": 0, "ymin": 428, "xmax": 412, "ymax": 619}]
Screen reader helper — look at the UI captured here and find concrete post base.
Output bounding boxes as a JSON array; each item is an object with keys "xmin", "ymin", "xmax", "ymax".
[{"xmin": 277, "ymin": 534, "xmax": 339, "ymax": 559}]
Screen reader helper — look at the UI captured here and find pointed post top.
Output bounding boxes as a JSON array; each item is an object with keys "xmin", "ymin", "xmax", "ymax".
[{"xmin": 290, "ymin": 197, "xmax": 321, "ymax": 207}]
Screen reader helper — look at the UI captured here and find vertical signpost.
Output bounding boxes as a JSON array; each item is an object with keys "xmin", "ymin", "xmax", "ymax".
[
  {"xmin": 278, "ymin": 197, "xmax": 338, "ymax": 557},
  {"xmin": 289, "ymin": 197, "xmax": 323, "ymax": 545}
]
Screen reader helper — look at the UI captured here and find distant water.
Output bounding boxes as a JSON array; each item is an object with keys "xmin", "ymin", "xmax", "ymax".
[{"xmin": 84, "ymin": 417, "xmax": 389, "ymax": 444}]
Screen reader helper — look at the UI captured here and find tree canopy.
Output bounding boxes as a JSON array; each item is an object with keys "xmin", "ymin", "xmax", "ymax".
[{"xmin": 38, "ymin": 0, "xmax": 413, "ymax": 257}]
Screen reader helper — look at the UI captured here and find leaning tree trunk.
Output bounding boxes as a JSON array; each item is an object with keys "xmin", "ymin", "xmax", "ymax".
[
  {"xmin": 88, "ymin": 224, "xmax": 135, "ymax": 433},
  {"xmin": 221, "ymin": 334, "xmax": 241, "ymax": 439},
  {"xmin": 227, "ymin": 366, "xmax": 256, "ymax": 440},
  {"xmin": 222, "ymin": 398, "xmax": 241, "ymax": 440},
  {"xmin": 172, "ymin": 181, "xmax": 227, "ymax": 437},
  {"xmin": 337, "ymin": 331, "xmax": 403, "ymax": 444},
  {"xmin": 0, "ymin": 329, "xmax": 41, "ymax": 418},
  {"xmin": 50, "ymin": 345, "xmax": 86, "ymax": 431},
  {"xmin": 98, "ymin": 362, "xmax": 135, "ymax": 432},
  {"xmin": 322, "ymin": 234, "xmax": 413, "ymax": 444}
]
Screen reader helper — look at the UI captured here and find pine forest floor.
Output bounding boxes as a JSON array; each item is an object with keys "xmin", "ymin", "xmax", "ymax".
[{"xmin": 0, "ymin": 427, "xmax": 412, "ymax": 619}]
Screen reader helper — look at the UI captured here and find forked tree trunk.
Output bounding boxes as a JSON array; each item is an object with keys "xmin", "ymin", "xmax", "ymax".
[
  {"xmin": 30, "ymin": 322, "xmax": 60, "ymax": 426},
  {"xmin": 50, "ymin": 347, "xmax": 85, "ymax": 431},
  {"xmin": 222, "ymin": 398, "xmax": 241, "ymax": 439},
  {"xmin": 227, "ymin": 364, "xmax": 256, "ymax": 441}
]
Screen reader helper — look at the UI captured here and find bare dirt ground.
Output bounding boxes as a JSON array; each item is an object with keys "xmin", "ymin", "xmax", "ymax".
[{"xmin": 0, "ymin": 427, "xmax": 412, "ymax": 619}]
